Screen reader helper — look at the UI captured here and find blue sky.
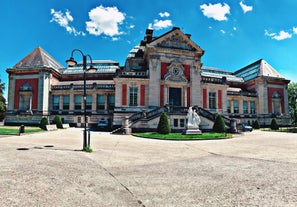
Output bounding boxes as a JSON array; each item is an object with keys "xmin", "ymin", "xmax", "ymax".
[{"xmin": 1, "ymin": 0, "xmax": 297, "ymax": 98}]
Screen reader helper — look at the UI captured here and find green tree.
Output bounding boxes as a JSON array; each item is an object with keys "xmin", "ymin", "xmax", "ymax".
[
  {"xmin": 52, "ymin": 115, "xmax": 63, "ymax": 129},
  {"xmin": 212, "ymin": 114, "xmax": 226, "ymax": 133},
  {"xmin": 157, "ymin": 112, "xmax": 171, "ymax": 134},
  {"xmin": 288, "ymin": 82, "xmax": 297, "ymax": 125}
]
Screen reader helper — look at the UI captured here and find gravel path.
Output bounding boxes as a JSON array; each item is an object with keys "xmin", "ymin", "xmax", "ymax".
[{"xmin": 0, "ymin": 129, "xmax": 296, "ymax": 207}]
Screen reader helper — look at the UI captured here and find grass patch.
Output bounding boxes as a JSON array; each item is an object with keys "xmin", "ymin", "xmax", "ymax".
[
  {"xmin": 261, "ymin": 127, "xmax": 297, "ymax": 133},
  {"xmin": 133, "ymin": 132, "xmax": 231, "ymax": 140},
  {"xmin": 0, "ymin": 126, "xmax": 43, "ymax": 135}
]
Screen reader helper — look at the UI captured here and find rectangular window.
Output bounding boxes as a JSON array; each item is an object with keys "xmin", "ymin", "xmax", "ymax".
[
  {"xmin": 250, "ymin": 101, "xmax": 255, "ymax": 114},
  {"xmin": 233, "ymin": 100, "xmax": 239, "ymax": 113},
  {"xmin": 77, "ymin": 117, "xmax": 81, "ymax": 123},
  {"xmin": 86, "ymin": 95, "xmax": 92, "ymax": 110},
  {"xmin": 243, "ymin": 101, "xmax": 248, "ymax": 114},
  {"xmin": 174, "ymin": 119, "xmax": 178, "ymax": 127},
  {"xmin": 209, "ymin": 92, "xmax": 216, "ymax": 109},
  {"xmin": 129, "ymin": 87, "xmax": 138, "ymax": 106},
  {"xmin": 97, "ymin": 95, "xmax": 105, "ymax": 110},
  {"xmin": 227, "ymin": 100, "xmax": 231, "ymax": 113},
  {"xmin": 53, "ymin": 95, "xmax": 59, "ymax": 110},
  {"xmin": 180, "ymin": 119, "xmax": 185, "ymax": 128},
  {"xmin": 108, "ymin": 95, "xmax": 115, "ymax": 110},
  {"xmin": 63, "ymin": 95, "xmax": 69, "ymax": 110},
  {"xmin": 74, "ymin": 95, "xmax": 82, "ymax": 110}
]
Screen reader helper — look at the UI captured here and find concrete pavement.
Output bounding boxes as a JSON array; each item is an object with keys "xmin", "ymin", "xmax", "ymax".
[{"xmin": 0, "ymin": 128, "xmax": 296, "ymax": 207}]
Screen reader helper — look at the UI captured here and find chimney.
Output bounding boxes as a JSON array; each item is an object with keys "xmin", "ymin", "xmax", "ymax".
[
  {"xmin": 145, "ymin": 29, "xmax": 153, "ymax": 43},
  {"xmin": 185, "ymin": 34, "xmax": 191, "ymax": 39},
  {"xmin": 172, "ymin": 27, "xmax": 180, "ymax": 31}
]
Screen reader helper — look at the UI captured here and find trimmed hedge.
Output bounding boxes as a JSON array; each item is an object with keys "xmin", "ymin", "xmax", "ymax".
[
  {"xmin": 212, "ymin": 114, "xmax": 226, "ymax": 133},
  {"xmin": 40, "ymin": 117, "xmax": 49, "ymax": 130},
  {"xmin": 157, "ymin": 112, "xmax": 171, "ymax": 134},
  {"xmin": 270, "ymin": 118, "xmax": 279, "ymax": 130},
  {"xmin": 52, "ymin": 115, "xmax": 63, "ymax": 129}
]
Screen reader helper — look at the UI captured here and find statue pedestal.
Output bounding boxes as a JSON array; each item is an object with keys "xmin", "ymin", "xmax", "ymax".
[{"xmin": 182, "ymin": 126, "xmax": 202, "ymax": 135}]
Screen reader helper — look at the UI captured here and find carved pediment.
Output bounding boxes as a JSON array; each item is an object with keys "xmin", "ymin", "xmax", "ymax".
[
  {"xmin": 157, "ymin": 33, "xmax": 196, "ymax": 51},
  {"xmin": 148, "ymin": 29, "xmax": 204, "ymax": 54}
]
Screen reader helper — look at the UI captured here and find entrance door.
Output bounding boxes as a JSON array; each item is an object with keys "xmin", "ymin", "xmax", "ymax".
[{"xmin": 169, "ymin": 88, "xmax": 181, "ymax": 106}]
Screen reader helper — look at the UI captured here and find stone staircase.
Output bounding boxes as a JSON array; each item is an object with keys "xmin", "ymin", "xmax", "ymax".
[{"xmin": 111, "ymin": 106, "xmax": 232, "ymax": 134}]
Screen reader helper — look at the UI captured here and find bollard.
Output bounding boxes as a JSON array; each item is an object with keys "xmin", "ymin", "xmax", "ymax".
[{"xmin": 19, "ymin": 125, "xmax": 25, "ymax": 135}]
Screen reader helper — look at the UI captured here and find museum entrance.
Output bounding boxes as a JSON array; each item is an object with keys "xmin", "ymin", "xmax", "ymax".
[{"xmin": 169, "ymin": 87, "xmax": 181, "ymax": 106}]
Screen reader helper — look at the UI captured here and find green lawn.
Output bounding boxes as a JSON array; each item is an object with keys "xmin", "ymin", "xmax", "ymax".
[
  {"xmin": 133, "ymin": 132, "xmax": 232, "ymax": 140},
  {"xmin": 0, "ymin": 126, "xmax": 43, "ymax": 135}
]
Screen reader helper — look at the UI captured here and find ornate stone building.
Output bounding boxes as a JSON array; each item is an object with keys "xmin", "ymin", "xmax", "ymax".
[{"xmin": 5, "ymin": 27, "xmax": 290, "ymax": 131}]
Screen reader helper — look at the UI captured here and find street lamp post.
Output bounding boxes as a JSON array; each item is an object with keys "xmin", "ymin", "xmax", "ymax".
[{"xmin": 66, "ymin": 49, "xmax": 96, "ymax": 151}]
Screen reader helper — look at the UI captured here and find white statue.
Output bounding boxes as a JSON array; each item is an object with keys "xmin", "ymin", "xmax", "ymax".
[{"xmin": 186, "ymin": 106, "xmax": 201, "ymax": 128}]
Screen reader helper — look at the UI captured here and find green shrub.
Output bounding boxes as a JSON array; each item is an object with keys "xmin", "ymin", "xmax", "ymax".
[
  {"xmin": 212, "ymin": 114, "xmax": 226, "ymax": 133},
  {"xmin": 85, "ymin": 146, "xmax": 93, "ymax": 153},
  {"xmin": 52, "ymin": 115, "xmax": 63, "ymax": 129},
  {"xmin": 253, "ymin": 120, "xmax": 260, "ymax": 129},
  {"xmin": 270, "ymin": 118, "xmax": 279, "ymax": 130},
  {"xmin": 157, "ymin": 112, "xmax": 171, "ymax": 134},
  {"xmin": 40, "ymin": 117, "xmax": 49, "ymax": 130}
]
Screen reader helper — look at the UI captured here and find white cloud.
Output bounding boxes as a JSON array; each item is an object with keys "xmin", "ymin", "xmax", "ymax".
[
  {"xmin": 50, "ymin": 9, "xmax": 85, "ymax": 36},
  {"xmin": 265, "ymin": 29, "xmax": 292, "ymax": 40},
  {"xmin": 159, "ymin": 12, "xmax": 170, "ymax": 18},
  {"xmin": 293, "ymin": 27, "xmax": 297, "ymax": 34},
  {"xmin": 86, "ymin": 5, "xmax": 125, "ymax": 37},
  {"xmin": 200, "ymin": 3, "xmax": 230, "ymax": 21},
  {"xmin": 149, "ymin": 19, "xmax": 173, "ymax": 30},
  {"xmin": 220, "ymin": 29, "xmax": 226, "ymax": 34},
  {"xmin": 239, "ymin": 1, "xmax": 253, "ymax": 13}
]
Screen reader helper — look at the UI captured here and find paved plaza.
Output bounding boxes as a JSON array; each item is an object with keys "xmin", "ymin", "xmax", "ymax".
[{"xmin": 0, "ymin": 128, "xmax": 296, "ymax": 207}]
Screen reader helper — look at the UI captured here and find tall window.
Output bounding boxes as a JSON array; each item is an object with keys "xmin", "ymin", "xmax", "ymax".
[
  {"xmin": 250, "ymin": 101, "xmax": 255, "ymax": 114},
  {"xmin": 97, "ymin": 95, "xmax": 105, "ymax": 110},
  {"xmin": 86, "ymin": 95, "xmax": 92, "ymax": 110},
  {"xmin": 129, "ymin": 87, "xmax": 138, "ymax": 106},
  {"xmin": 227, "ymin": 100, "xmax": 231, "ymax": 113},
  {"xmin": 243, "ymin": 101, "xmax": 248, "ymax": 114},
  {"xmin": 63, "ymin": 95, "xmax": 69, "ymax": 110},
  {"xmin": 233, "ymin": 100, "xmax": 239, "ymax": 113},
  {"xmin": 272, "ymin": 92, "xmax": 281, "ymax": 115},
  {"xmin": 74, "ymin": 95, "xmax": 82, "ymax": 110},
  {"xmin": 209, "ymin": 92, "xmax": 216, "ymax": 109},
  {"xmin": 53, "ymin": 95, "xmax": 59, "ymax": 110},
  {"xmin": 108, "ymin": 95, "xmax": 115, "ymax": 110}
]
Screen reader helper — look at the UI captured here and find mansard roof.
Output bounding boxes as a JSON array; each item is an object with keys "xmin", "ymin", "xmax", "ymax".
[
  {"xmin": 63, "ymin": 60, "xmax": 119, "ymax": 74},
  {"xmin": 234, "ymin": 59, "xmax": 286, "ymax": 81},
  {"xmin": 201, "ymin": 66, "xmax": 244, "ymax": 83},
  {"xmin": 13, "ymin": 46, "xmax": 64, "ymax": 71}
]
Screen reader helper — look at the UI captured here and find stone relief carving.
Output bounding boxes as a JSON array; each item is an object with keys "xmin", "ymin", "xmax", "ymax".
[
  {"xmin": 157, "ymin": 34, "xmax": 196, "ymax": 51},
  {"xmin": 164, "ymin": 61, "xmax": 188, "ymax": 82}
]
